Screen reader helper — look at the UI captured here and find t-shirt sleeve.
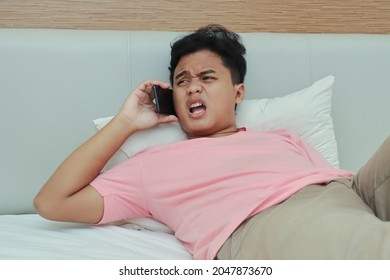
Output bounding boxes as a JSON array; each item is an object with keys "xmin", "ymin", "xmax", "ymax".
[
  {"xmin": 278, "ymin": 129, "xmax": 334, "ymax": 168},
  {"xmin": 90, "ymin": 155, "xmax": 150, "ymax": 224}
]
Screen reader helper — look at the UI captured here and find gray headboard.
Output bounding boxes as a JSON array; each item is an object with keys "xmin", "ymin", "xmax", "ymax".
[{"xmin": 1, "ymin": 29, "xmax": 390, "ymax": 214}]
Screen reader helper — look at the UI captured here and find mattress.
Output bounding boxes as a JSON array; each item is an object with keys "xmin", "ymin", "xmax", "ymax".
[{"xmin": 0, "ymin": 214, "xmax": 192, "ymax": 260}]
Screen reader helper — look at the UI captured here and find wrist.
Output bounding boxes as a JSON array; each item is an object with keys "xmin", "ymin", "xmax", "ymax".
[
  {"xmin": 110, "ymin": 114, "xmax": 138, "ymax": 137},
  {"xmin": 101, "ymin": 115, "xmax": 137, "ymax": 141}
]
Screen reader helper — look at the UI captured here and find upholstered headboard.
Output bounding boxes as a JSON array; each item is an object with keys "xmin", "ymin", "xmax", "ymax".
[{"xmin": 1, "ymin": 29, "xmax": 390, "ymax": 214}]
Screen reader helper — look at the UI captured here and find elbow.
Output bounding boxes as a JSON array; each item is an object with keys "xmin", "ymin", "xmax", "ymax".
[
  {"xmin": 33, "ymin": 192, "xmax": 47, "ymax": 218},
  {"xmin": 33, "ymin": 192, "xmax": 57, "ymax": 221}
]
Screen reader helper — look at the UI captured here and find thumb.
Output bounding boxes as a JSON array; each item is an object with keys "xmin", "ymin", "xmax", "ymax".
[{"xmin": 157, "ymin": 115, "xmax": 179, "ymax": 124}]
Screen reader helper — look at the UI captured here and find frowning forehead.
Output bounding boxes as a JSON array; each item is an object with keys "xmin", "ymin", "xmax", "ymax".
[
  {"xmin": 173, "ymin": 50, "xmax": 225, "ymax": 80},
  {"xmin": 174, "ymin": 69, "xmax": 216, "ymax": 81}
]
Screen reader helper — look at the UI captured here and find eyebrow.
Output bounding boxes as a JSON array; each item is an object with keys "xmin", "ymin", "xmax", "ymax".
[{"xmin": 174, "ymin": 69, "xmax": 216, "ymax": 81}]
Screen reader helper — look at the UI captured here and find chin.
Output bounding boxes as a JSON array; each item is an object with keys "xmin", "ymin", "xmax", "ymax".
[{"xmin": 186, "ymin": 124, "xmax": 227, "ymax": 139}]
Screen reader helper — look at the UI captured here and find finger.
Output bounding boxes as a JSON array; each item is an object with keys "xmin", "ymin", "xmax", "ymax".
[
  {"xmin": 137, "ymin": 80, "xmax": 171, "ymax": 92},
  {"xmin": 136, "ymin": 80, "xmax": 154, "ymax": 95},
  {"xmin": 135, "ymin": 81, "xmax": 171, "ymax": 102},
  {"xmin": 157, "ymin": 115, "xmax": 179, "ymax": 124},
  {"xmin": 156, "ymin": 81, "xmax": 171, "ymax": 89}
]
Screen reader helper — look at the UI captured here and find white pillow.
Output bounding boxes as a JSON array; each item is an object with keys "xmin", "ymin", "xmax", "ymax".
[
  {"xmin": 94, "ymin": 75, "xmax": 338, "ymax": 167},
  {"xmin": 93, "ymin": 118, "xmax": 187, "ymax": 158},
  {"xmin": 236, "ymin": 75, "xmax": 339, "ymax": 167}
]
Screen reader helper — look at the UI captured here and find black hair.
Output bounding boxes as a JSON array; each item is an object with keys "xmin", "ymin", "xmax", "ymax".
[{"xmin": 169, "ymin": 24, "xmax": 247, "ymax": 86}]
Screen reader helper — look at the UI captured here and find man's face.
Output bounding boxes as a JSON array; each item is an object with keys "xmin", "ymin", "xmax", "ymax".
[{"xmin": 172, "ymin": 50, "xmax": 245, "ymax": 138}]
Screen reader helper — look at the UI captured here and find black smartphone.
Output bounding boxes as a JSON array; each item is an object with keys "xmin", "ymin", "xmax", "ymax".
[{"xmin": 152, "ymin": 85, "xmax": 176, "ymax": 116}]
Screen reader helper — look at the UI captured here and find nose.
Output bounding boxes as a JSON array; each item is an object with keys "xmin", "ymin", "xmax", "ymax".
[{"xmin": 186, "ymin": 81, "xmax": 203, "ymax": 95}]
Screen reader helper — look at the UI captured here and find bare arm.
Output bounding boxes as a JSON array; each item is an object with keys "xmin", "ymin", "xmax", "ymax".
[{"xmin": 34, "ymin": 81, "xmax": 177, "ymax": 223}]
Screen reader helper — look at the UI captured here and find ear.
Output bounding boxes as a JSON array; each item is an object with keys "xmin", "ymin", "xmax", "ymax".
[{"xmin": 234, "ymin": 83, "xmax": 245, "ymax": 104}]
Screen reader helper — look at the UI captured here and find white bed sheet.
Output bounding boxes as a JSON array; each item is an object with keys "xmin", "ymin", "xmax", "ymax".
[{"xmin": 0, "ymin": 214, "xmax": 192, "ymax": 260}]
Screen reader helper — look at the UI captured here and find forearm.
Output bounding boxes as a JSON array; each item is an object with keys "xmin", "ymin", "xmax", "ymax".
[{"xmin": 34, "ymin": 80, "xmax": 176, "ymax": 222}]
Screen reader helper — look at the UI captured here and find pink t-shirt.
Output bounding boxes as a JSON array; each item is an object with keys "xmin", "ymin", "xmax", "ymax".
[{"xmin": 90, "ymin": 129, "xmax": 353, "ymax": 259}]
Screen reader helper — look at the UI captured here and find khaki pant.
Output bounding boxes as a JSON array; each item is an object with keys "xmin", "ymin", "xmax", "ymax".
[{"xmin": 217, "ymin": 135, "xmax": 390, "ymax": 259}]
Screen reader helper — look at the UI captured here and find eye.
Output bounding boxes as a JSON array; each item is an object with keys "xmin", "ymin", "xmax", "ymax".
[
  {"xmin": 202, "ymin": 76, "xmax": 216, "ymax": 82},
  {"xmin": 177, "ymin": 79, "xmax": 189, "ymax": 86}
]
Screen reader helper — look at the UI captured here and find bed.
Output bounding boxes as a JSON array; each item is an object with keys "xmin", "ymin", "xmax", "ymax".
[{"xmin": 1, "ymin": 29, "xmax": 390, "ymax": 260}]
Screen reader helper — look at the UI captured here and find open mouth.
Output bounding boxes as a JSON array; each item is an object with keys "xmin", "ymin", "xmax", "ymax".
[{"xmin": 189, "ymin": 101, "xmax": 207, "ymax": 115}]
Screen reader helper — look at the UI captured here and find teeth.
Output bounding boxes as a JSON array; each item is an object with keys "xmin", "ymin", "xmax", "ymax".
[{"xmin": 190, "ymin": 102, "xmax": 203, "ymax": 108}]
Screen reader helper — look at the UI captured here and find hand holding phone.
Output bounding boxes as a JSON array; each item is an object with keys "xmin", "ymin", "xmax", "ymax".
[{"xmin": 153, "ymin": 85, "xmax": 176, "ymax": 116}]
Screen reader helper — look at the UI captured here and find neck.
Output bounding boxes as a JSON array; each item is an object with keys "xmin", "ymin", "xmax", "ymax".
[{"xmin": 187, "ymin": 127, "xmax": 242, "ymax": 139}]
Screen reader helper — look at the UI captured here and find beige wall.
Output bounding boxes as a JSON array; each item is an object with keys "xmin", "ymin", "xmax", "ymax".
[{"xmin": 1, "ymin": 0, "xmax": 390, "ymax": 33}]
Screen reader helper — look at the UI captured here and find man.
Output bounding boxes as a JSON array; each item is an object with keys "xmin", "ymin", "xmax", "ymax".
[{"xmin": 34, "ymin": 25, "xmax": 390, "ymax": 260}]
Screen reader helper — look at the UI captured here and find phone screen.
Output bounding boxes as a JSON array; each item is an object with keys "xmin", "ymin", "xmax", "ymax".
[{"xmin": 153, "ymin": 85, "xmax": 176, "ymax": 116}]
